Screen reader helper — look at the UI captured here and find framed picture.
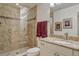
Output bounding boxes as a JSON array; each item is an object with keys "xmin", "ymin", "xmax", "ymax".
[
  {"xmin": 63, "ymin": 18, "xmax": 72, "ymax": 29},
  {"xmin": 55, "ymin": 22, "xmax": 62, "ymax": 31}
]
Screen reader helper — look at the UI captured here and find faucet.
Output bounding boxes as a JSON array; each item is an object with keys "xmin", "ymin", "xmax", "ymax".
[{"xmin": 64, "ymin": 33, "xmax": 68, "ymax": 40}]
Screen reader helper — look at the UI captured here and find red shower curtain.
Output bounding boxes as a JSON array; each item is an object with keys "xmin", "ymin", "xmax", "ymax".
[{"xmin": 37, "ymin": 21, "xmax": 47, "ymax": 38}]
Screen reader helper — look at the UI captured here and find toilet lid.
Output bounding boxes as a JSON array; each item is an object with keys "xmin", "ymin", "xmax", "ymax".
[{"xmin": 27, "ymin": 47, "xmax": 40, "ymax": 54}]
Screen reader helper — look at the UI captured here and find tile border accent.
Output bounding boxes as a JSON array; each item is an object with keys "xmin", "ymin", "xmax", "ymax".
[
  {"xmin": 51, "ymin": 34, "xmax": 79, "ymax": 41},
  {"xmin": 0, "ymin": 16, "xmax": 20, "ymax": 20},
  {"xmin": 27, "ymin": 16, "xmax": 36, "ymax": 21}
]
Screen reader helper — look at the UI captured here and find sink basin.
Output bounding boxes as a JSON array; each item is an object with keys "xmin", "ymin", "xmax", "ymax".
[
  {"xmin": 52, "ymin": 40, "xmax": 79, "ymax": 49},
  {"xmin": 61, "ymin": 40, "xmax": 79, "ymax": 45}
]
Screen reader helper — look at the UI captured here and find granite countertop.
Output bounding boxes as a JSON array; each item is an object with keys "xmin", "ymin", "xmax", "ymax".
[{"xmin": 39, "ymin": 37, "xmax": 79, "ymax": 51}]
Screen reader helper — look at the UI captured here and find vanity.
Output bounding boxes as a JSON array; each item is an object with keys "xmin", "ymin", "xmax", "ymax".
[{"xmin": 37, "ymin": 37, "xmax": 79, "ymax": 56}]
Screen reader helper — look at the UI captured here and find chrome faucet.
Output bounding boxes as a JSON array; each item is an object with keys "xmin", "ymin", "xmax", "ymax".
[{"xmin": 64, "ymin": 33, "xmax": 68, "ymax": 40}]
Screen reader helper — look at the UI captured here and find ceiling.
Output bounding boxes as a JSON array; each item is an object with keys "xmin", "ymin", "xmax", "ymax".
[
  {"xmin": 19, "ymin": 3, "xmax": 38, "ymax": 9},
  {"xmin": 51, "ymin": 3, "xmax": 79, "ymax": 11},
  {"xmin": 20, "ymin": 3, "xmax": 79, "ymax": 12}
]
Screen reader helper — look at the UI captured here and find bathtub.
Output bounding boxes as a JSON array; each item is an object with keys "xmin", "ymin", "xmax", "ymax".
[{"xmin": 0, "ymin": 47, "xmax": 29, "ymax": 56}]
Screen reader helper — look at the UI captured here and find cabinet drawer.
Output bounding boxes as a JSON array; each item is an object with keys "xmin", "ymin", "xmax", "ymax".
[
  {"xmin": 57, "ymin": 46, "xmax": 72, "ymax": 56},
  {"xmin": 73, "ymin": 50, "xmax": 79, "ymax": 56}
]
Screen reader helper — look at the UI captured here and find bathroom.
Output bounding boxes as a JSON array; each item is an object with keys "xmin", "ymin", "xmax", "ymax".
[
  {"xmin": 0, "ymin": 3, "xmax": 50, "ymax": 56},
  {"xmin": 0, "ymin": 3, "xmax": 79, "ymax": 56}
]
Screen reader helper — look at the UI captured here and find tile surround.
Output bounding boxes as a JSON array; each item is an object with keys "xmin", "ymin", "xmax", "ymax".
[{"xmin": 0, "ymin": 4, "xmax": 27, "ymax": 53}]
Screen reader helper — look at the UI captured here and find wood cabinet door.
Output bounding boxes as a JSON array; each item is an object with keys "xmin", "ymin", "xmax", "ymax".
[
  {"xmin": 73, "ymin": 50, "xmax": 79, "ymax": 56},
  {"xmin": 39, "ymin": 41, "xmax": 50, "ymax": 56},
  {"xmin": 57, "ymin": 46, "xmax": 72, "ymax": 56},
  {"xmin": 48, "ymin": 43, "xmax": 72, "ymax": 56},
  {"xmin": 45, "ymin": 42, "xmax": 60, "ymax": 56}
]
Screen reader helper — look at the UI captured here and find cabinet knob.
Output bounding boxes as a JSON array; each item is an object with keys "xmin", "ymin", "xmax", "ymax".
[
  {"xmin": 38, "ymin": 47, "xmax": 40, "ymax": 48},
  {"xmin": 54, "ymin": 52, "xmax": 60, "ymax": 56},
  {"xmin": 40, "ymin": 43, "xmax": 45, "ymax": 45}
]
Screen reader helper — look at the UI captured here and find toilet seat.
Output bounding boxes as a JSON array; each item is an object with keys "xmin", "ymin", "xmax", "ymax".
[{"xmin": 26, "ymin": 47, "xmax": 40, "ymax": 56}]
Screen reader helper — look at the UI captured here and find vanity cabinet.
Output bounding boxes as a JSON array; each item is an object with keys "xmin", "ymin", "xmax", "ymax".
[
  {"xmin": 73, "ymin": 50, "xmax": 79, "ymax": 56},
  {"xmin": 46, "ymin": 42, "xmax": 72, "ymax": 56},
  {"xmin": 38, "ymin": 40, "xmax": 79, "ymax": 56},
  {"xmin": 38, "ymin": 41, "xmax": 50, "ymax": 56}
]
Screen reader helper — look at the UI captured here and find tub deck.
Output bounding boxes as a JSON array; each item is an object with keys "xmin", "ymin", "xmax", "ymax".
[{"xmin": 0, "ymin": 47, "xmax": 29, "ymax": 56}]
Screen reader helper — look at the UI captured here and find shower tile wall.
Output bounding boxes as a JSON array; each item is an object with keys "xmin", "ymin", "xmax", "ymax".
[
  {"xmin": 0, "ymin": 18, "xmax": 11, "ymax": 51},
  {"xmin": 27, "ymin": 6, "xmax": 37, "ymax": 48},
  {"xmin": 0, "ymin": 4, "xmax": 27, "ymax": 53}
]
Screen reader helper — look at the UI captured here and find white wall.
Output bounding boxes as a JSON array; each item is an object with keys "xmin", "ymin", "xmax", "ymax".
[
  {"xmin": 37, "ymin": 3, "xmax": 50, "ymax": 37},
  {"xmin": 77, "ymin": 12, "xmax": 79, "ymax": 35},
  {"xmin": 37, "ymin": 3, "xmax": 50, "ymax": 22},
  {"xmin": 54, "ymin": 4, "xmax": 79, "ymax": 36}
]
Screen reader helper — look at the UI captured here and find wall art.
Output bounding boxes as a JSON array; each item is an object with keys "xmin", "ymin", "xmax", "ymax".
[
  {"xmin": 63, "ymin": 18, "xmax": 72, "ymax": 29},
  {"xmin": 55, "ymin": 22, "xmax": 62, "ymax": 31}
]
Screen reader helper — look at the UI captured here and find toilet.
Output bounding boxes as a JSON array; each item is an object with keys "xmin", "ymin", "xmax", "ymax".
[{"xmin": 26, "ymin": 47, "xmax": 40, "ymax": 56}]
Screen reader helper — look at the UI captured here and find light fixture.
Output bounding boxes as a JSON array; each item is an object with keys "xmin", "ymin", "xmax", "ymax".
[
  {"xmin": 50, "ymin": 3, "xmax": 54, "ymax": 7},
  {"xmin": 16, "ymin": 3, "xmax": 19, "ymax": 5}
]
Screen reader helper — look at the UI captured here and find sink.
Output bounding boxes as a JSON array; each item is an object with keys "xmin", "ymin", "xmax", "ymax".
[
  {"xmin": 52, "ymin": 40, "xmax": 79, "ymax": 49},
  {"xmin": 61, "ymin": 40, "xmax": 79, "ymax": 45},
  {"xmin": 44, "ymin": 38, "xmax": 78, "ymax": 45}
]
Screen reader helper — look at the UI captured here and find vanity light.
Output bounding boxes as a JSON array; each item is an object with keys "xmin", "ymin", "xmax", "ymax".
[
  {"xmin": 16, "ymin": 3, "xmax": 19, "ymax": 6},
  {"xmin": 50, "ymin": 3, "xmax": 54, "ymax": 7}
]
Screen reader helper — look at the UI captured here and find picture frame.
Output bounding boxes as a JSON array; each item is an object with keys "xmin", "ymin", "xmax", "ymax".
[
  {"xmin": 63, "ymin": 18, "xmax": 72, "ymax": 29},
  {"xmin": 55, "ymin": 22, "xmax": 62, "ymax": 31}
]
